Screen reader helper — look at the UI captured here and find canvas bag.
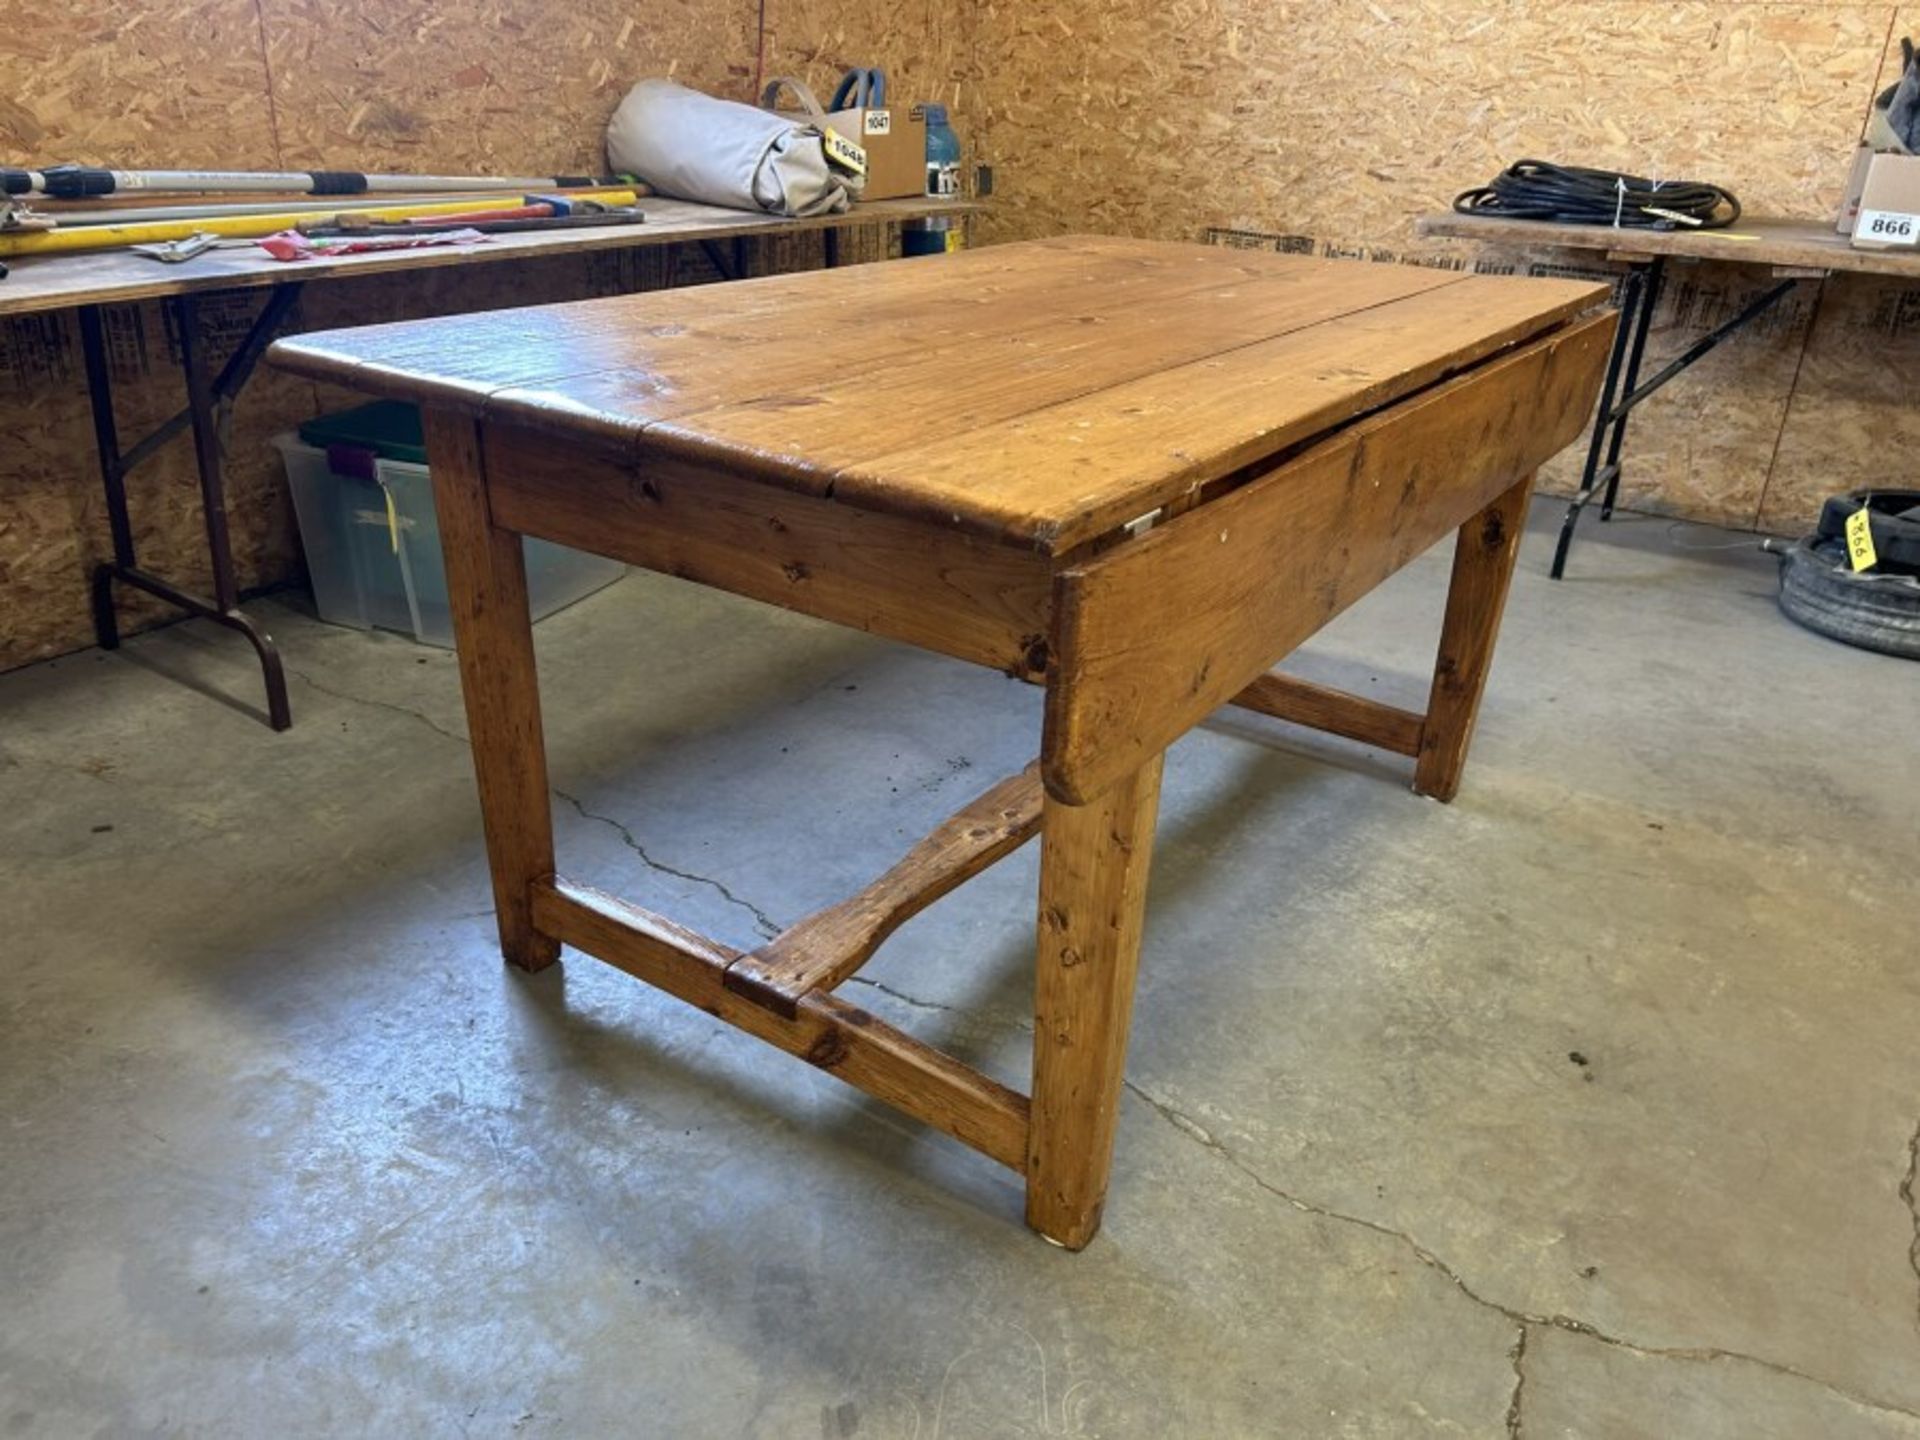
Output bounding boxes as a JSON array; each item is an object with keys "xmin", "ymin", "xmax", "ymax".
[{"xmin": 605, "ymin": 78, "xmax": 863, "ymax": 217}]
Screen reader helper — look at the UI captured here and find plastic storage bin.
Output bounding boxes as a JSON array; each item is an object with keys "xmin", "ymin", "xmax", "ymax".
[{"xmin": 277, "ymin": 401, "xmax": 624, "ymax": 648}]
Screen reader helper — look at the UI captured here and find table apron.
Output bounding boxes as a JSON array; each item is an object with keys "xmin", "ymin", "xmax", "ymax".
[
  {"xmin": 479, "ymin": 425, "xmax": 1055, "ymax": 679},
  {"xmin": 1042, "ymin": 312, "xmax": 1617, "ymax": 804}
]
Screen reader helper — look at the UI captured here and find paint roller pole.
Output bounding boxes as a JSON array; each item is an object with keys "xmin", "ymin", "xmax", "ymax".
[{"xmin": 0, "ymin": 166, "xmax": 636, "ymax": 200}]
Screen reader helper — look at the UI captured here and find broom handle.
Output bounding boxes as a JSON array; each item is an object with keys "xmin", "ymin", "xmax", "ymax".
[{"xmin": 0, "ymin": 166, "xmax": 630, "ymax": 200}]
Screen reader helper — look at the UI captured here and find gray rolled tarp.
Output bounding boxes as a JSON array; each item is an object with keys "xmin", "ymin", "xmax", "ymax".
[{"xmin": 606, "ymin": 78, "xmax": 861, "ymax": 217}]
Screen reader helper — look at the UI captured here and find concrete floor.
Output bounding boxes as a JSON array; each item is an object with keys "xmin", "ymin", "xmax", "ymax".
[{"xmin": 2, "ymin": 507, "xmax": 1917, "ymax": 1438}]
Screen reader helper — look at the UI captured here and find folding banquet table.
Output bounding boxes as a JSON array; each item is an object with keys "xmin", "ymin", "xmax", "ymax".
[
  {"xmin": 269, "ymin": 236, "xmax": 1613, "ymax": 1247},
  {"xmin": 1415, "ymin": 210, "xmax": 1920, "ymax": 578},
  {"xmin": 0, "ymin": 194, "xmax": 973, "ymax": 727}
]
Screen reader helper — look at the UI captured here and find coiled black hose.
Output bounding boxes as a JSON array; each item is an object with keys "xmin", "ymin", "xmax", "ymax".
[{"xmin": 1453, "ymin": 160, "xmax": 1741, "ymax": 231}]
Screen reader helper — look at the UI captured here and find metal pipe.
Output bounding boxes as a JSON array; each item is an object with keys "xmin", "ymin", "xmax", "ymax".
[{"xmin": 2, "ymin": 165, "xmax": 628, "ymax": 200}]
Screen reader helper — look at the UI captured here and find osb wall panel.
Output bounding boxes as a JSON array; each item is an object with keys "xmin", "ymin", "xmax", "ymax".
[
  {"xmin": 761, "ymin": 0, "xmax": 973, "ymax": 116},
  {"xmin": 974, "ymin": 2, "xmax": 1884, "ymax": 243},
  {"xmin": 0, "ymin": 0, "xmax": 289, "ymax": 657},
  {"xmin": 1761, "ymin": 8, "xmax": 1920, "ymax": 530},
  {"xmin": 260, "ymin": 0, "xmax": 757, "ymax": 174},
  {"xmin": 0, "ymin": 0, "xmax": 281, "ymax": 166},
  {"xmin": 1544, "ymin": 264, "xmax": 1816, "ymax": 527},
  {"xmin": 1761, "ymin": 275, "xmax": 1920, "ymax": 531},
  {"xmin": 970, "ymin": 0, "xmax": 1907, "ymax": 532}
]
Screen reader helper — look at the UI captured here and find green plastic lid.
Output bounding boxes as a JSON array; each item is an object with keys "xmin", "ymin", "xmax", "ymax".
[{"xmin": 297, "ymin": 400, "xmax": 428, "ymax": 465}]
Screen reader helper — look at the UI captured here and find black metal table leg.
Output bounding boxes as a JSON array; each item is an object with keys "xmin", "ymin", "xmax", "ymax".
[
  {"xmin": 1597, "ymin": 257, "xmax": 1666, "ymax": 521},
  {"xmin": 1550, "ymin": 262, "xmax": 1650, "ymax": 580},
  {"xmin": 699, "ymin": 237, "xmax": 742, "ymax": 280},
  {"xmin": 82, "ymin": 284, "xmax": 304, "ymax": 731},
  {"xmin": 1548, "ymin": 256, "xmax": 1802, "ymax": 580},
  {"xmin": 77, "ymin": 305, "xmax": 135, "ymax": 649}
]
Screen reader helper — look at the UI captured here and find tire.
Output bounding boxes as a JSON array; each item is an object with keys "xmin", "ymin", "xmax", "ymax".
[{"xmin": 1776, "ymin": 536, "xmax": 1920, "ymax": 659}]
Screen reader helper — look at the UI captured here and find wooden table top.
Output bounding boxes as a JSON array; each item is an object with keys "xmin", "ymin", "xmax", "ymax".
[
  {"xmin": 270, "ymin": 234, "xmax": 1608, "ymax": 554},
  {"xmin": 0, "ymin": 196, "xmax": 978, "ymax": 318},
  {"xmin": 1416, "ymin": 211, "xmax": 1920, "ymax": 278}
]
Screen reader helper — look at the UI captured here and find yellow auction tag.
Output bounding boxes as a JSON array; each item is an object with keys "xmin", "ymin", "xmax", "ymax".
[
  {"xmin": 1845, "ymin": 505, "xmax": 1878, "ymax": 572},
  {"xmin": 820, "ymin": 128, "xmax": 868, "ymax": 178}
]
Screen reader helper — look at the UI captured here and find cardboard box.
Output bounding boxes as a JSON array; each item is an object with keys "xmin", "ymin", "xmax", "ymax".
[
  {"xmin": 1836, "ymin": 144, "xmax": 1872, "ymax": 234},
  {"xmin": 1850, "ymin": 150, "xmax": 1920, "ymax": 250},
  {"xmin": 822, "ymin": 108, "xmax": 928, "ymax": 202}
]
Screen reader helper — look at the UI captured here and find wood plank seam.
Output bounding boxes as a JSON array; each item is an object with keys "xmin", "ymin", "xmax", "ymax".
[{"xmin": 504, "ymin": 264, "xmax": 1474, "ymax": 503}]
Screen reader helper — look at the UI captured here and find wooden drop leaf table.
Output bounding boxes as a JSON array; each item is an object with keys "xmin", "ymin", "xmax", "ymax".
[{"xmin": 269, "ymin": 236, "xmax": 1614, "ymax": 1248}]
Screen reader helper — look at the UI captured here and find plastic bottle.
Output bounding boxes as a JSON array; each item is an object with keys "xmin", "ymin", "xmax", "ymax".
[{"xmin": 904, "ymin": 104, "xmax": 962, "ymax": 257}]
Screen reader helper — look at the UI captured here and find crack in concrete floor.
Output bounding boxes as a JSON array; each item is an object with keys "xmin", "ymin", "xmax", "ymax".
[
  {"xmin": 1505, "ymin": 1324, "xmax": 1528, "ymax": 1438},
  {"xmin": 1117, "ymin": 1073, "xmax": 1920, "ymax": 1425},
  {"xmin": 288, "ymin": 664, "xmax": 1920, "ymax": 1429},
  {"xmin": 551, "ymin": 787, "xmax": 782, "ymax": 941},
  {"xmin": 1903, "ymin": 1119, "xmax": 1920, "ymax": 1344},
  {"xmin": 843, "ymin": 972, "xmax": 1920, "ymax": 1427},
  {"xmin": 290, "ymin": 668, "xmax": 471, "ymax": 746},
  {"xmin": 291, "ymin": 669, "xmax": 785, "ymax": 941}
]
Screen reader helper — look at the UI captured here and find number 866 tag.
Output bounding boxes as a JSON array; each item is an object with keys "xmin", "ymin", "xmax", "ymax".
[{"xmin": 1857, "ymin": 209, "xmax": 1919, "ymax": 244}]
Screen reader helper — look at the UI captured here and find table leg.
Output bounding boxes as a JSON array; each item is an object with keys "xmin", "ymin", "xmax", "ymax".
[
  {"xmin": 1596, "ymin": 258, "xmax": 1665, "ymax": 523},
  {"xmin": 1549, "ymin": 261, "xmax": 1650, "ymax": 581},
  {"xmin": 79, "ymin": 291, "xmax": 298, "ymax": 729},
  {"xmin": 423, "ymin": 413, "xmax": 560, "ymax": 973},
  {"xmin": 1026, "ymin": 754, "xmax": 1164, "ymax": 1249},
  {"xmin": 77, "ymin": 307, "xmax": 137, "ymax": 642},
  {"xmin": 1414, "ymin": 474, "xmax": 1533, "ymax": 802}
]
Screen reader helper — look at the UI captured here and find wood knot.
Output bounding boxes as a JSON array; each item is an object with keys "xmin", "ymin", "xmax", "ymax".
[
  {"xmin": 805, "ymin": 1031, "xmax": 850, "ymax": 1070},
  {"xmin": 1020, "ymin": 635, "xmax": 1051, "ymax": 676}
]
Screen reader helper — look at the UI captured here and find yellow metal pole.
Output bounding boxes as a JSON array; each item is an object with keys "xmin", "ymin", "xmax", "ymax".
[{"xmin": 0, "ymin": 189, "xmax": 642, "ymax": 258}]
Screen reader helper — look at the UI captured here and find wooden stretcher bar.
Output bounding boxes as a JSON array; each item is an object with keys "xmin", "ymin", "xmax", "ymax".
[
  {"xmin": 724, "ymin": 762, "xmax": 1045, "ymax": 1019},
  {"xmin": 1229, "ymin": 671, "xmax": 1427, "ymax": 756},
  {"xmin": 530, "ymin": 876, "xmax": 1032, "ymax": 1170}
]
